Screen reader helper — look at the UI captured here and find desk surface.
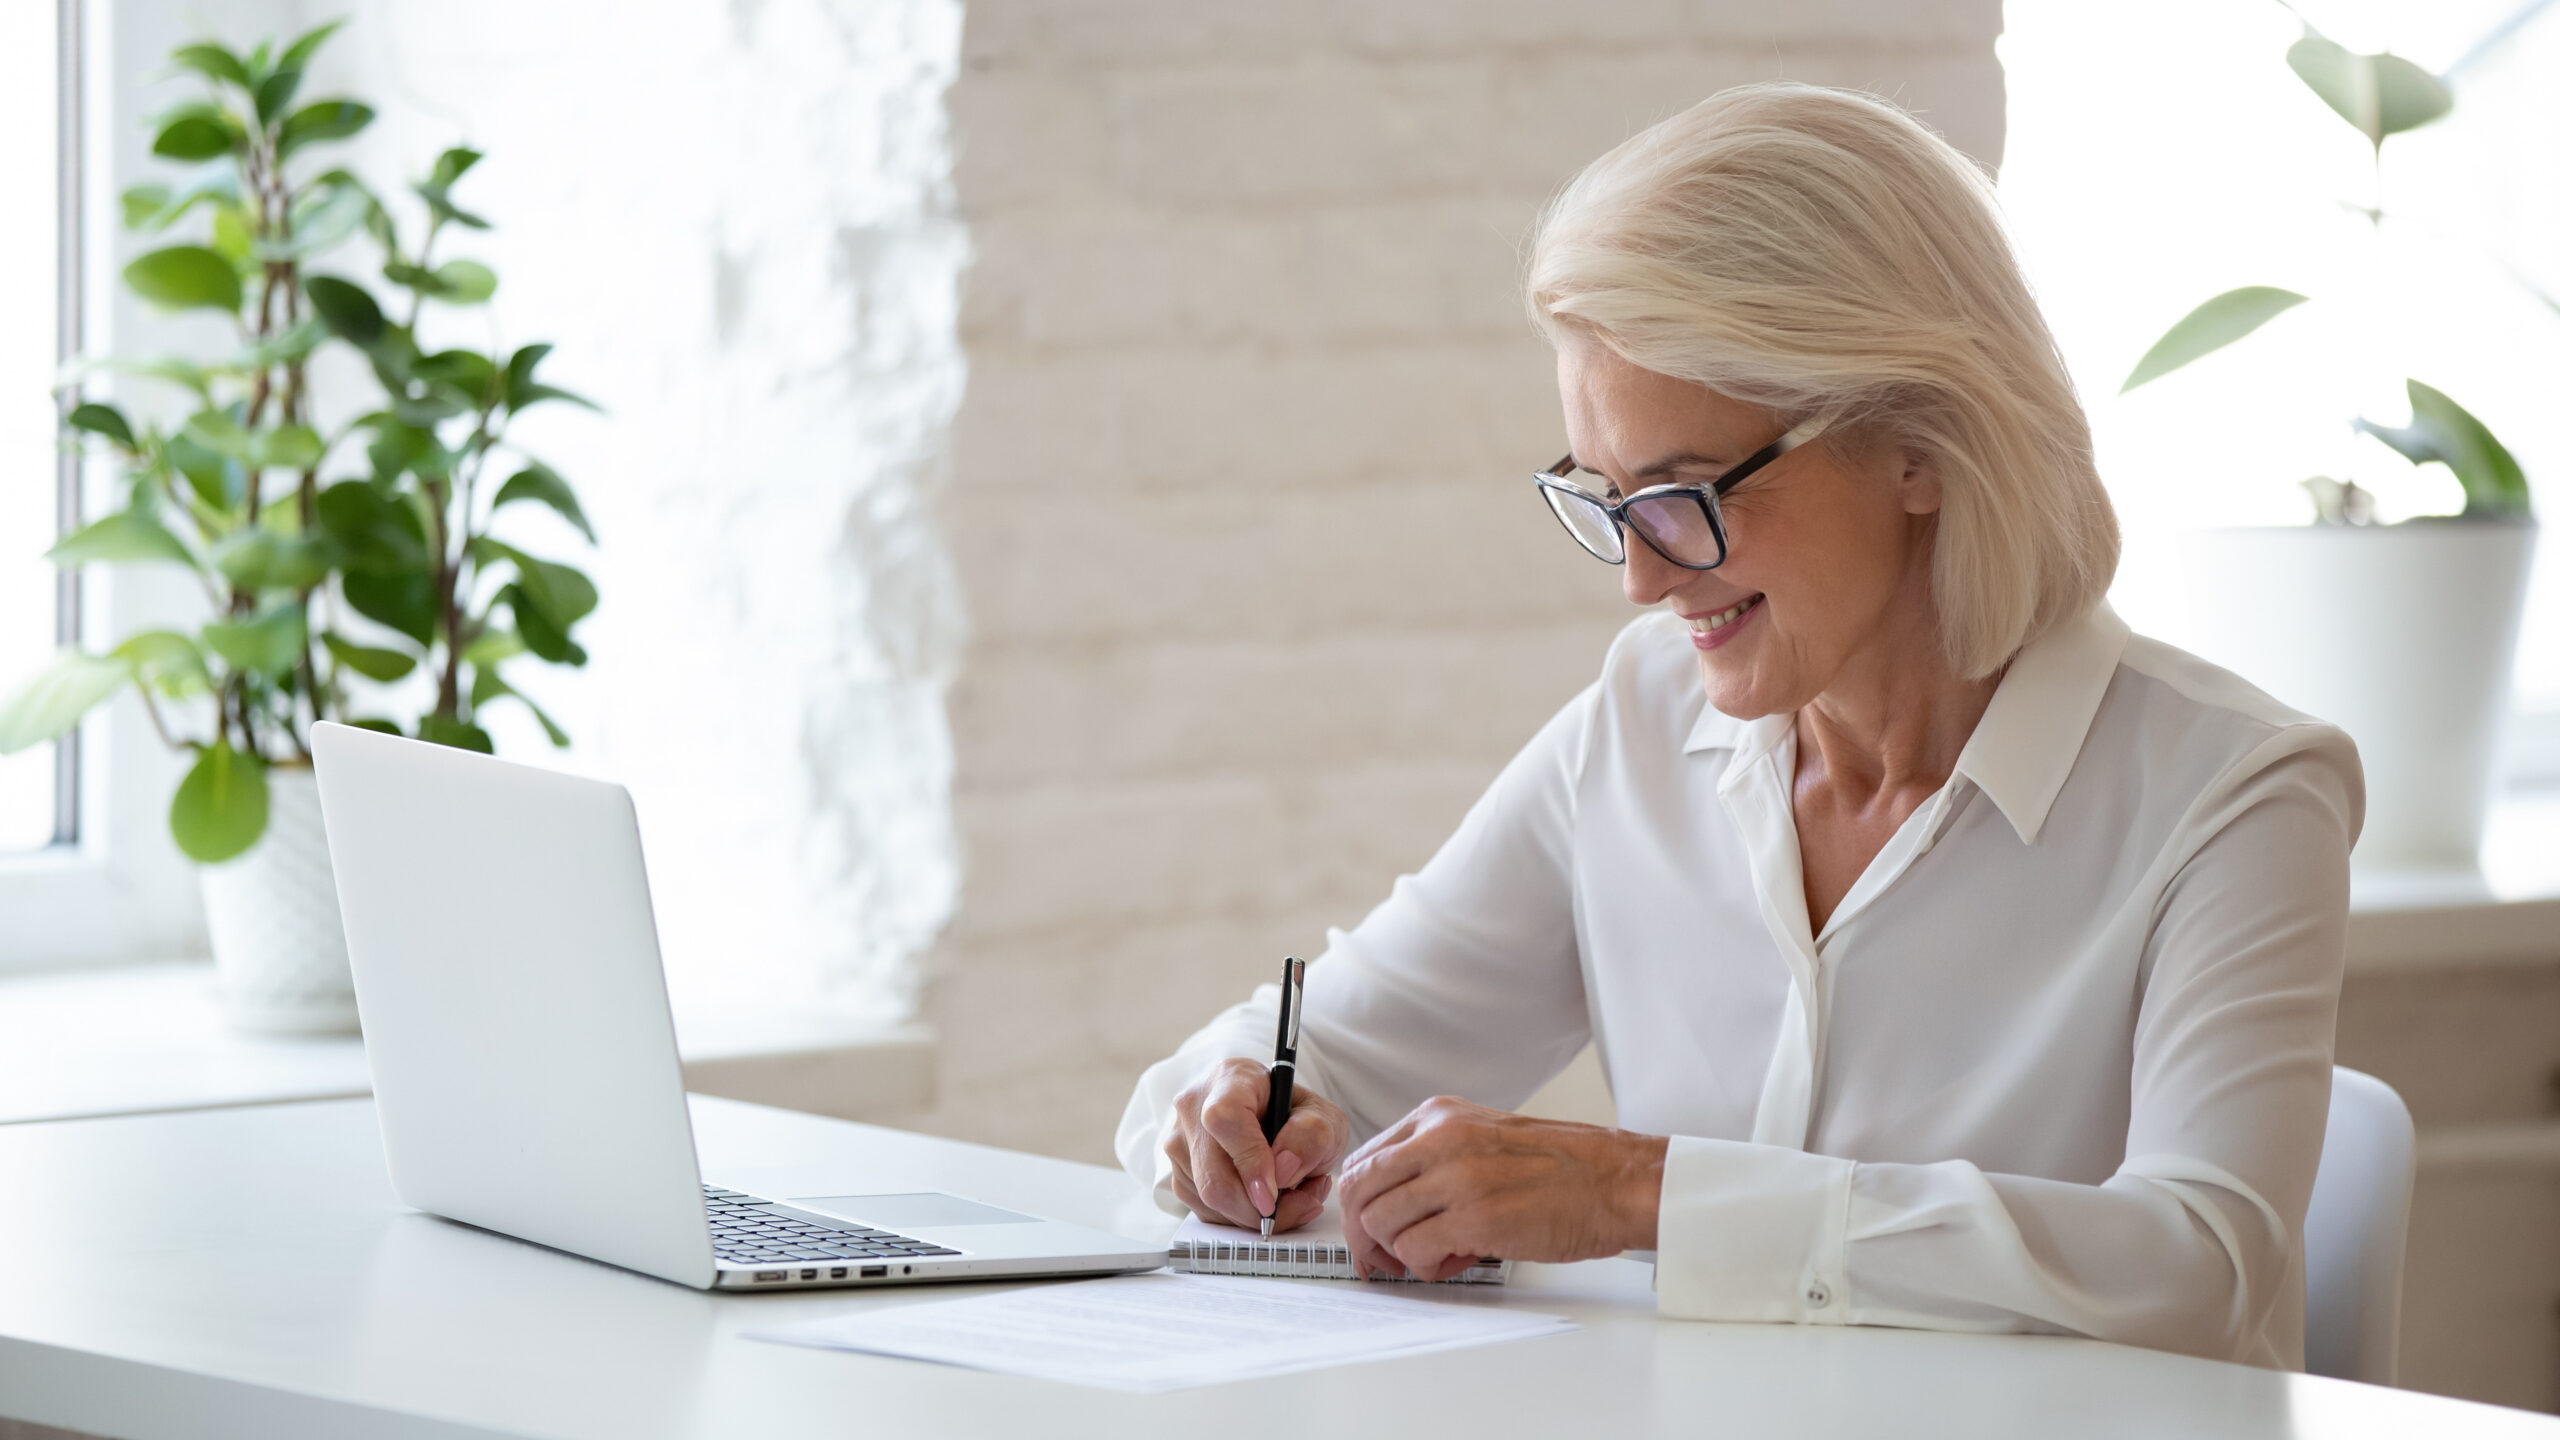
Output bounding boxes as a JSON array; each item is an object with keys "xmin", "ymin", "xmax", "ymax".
[{"xmin": 1, "ymin": 1099, "xmax": 2552, "ymax": 1440}]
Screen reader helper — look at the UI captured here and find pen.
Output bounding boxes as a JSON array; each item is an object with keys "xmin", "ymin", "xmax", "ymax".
[{"xmin": 1259, "ymin": 955, "xmax": 1305, "ymax": 1239}]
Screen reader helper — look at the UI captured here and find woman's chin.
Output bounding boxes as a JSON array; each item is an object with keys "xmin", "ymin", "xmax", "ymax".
[{"xmin": 1694, "ymin": 657, "xmax": 1784, "ymax": 721}]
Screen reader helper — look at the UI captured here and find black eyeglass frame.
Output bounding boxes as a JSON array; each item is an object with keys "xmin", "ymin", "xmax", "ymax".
[{"xmin": 1531, "ymin": 419, "xmax": 1824, "ymax": 571}]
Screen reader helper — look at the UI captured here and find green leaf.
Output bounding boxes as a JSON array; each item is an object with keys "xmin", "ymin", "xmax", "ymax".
[
  {"xmin": 277, "ymin": 100, "xmax": 375, "ymax": 158},
  {"xmin": 491, "ymin": 545, "xmax": 598, "ymax": 629},
  {"xmin": 2287, "ymin": 33, "xmax": 2453, "ymax": 151},
  {"xmin": 491, "ymin": 462, "xmax": 595, "ymax": 542},
  {"xmin": 276, "ymin": 20, "xmax": 346, "ymax": 77},
  {"xmin": 256, "ymin": 423, "xmax": 325, "ymax": 472},
  {"xmin": 211, "ymin": 529, "xmax": 332, "ymax": 592},
  {"xmin": 66, "ymin": 402, "xmax": 137, "ymax": 450},
  {"xmin": 415, "ymin": 715, "xmax": 494, "ymax": 753},
  {"xmin": 200, "ymin": 605, "xmax": 308, "ymax": 678},
  {"xmin": 385, "ymin": 261, "xmax": 497, "ymax": 306},
  {"xmin": 342, "ymin": 569, "xmax": 438, "ymax": 647},
  {"xmin": 304, "ymin": 274, "xmax": 386, "ymax": 346},
  {"xmin": 412, "ymin": 348, "xmax": 498, "ymax": 402},
  {"xmin": 262, "ymin": 182, "xmax": 373, "ymax": 260},
  {"xmin": 182, "ymin": 409, "xmax": 255, "ymax": 460},
  {"xmin": 151, "ymin": 103, "xmax": 240, "ymax": 161},
  {"xmin": 113, "ymin": 631, "xmax": 213, "ymax": 697},
  {"xmin": 231, "ymin": 317, "xmax": 329, "ymax": 370},
  {"xmin": 321, "ymin": 631, "xmax": 418, "ymax": 682},
  {"xmin": 171, "ymin": 42, "xmax": 251, "ymax": 90},
  {"xmin": 47, "ymin": 506, "xmax": 195, "ymax": 567},
  {"xmin": 462, "ymin": 629, "xmax": 527, "ymax": 666},
  {"xmin": 440, "ymin": 260, "xmax": 497, "ymax": 303},
  {"xmin": 415, "ymin": 147, "xmax": 491, "ymax": 231},
  {"xmin": 501, "ymin": 583, "xmax": 588, "ymax": 666},
  {"xmin": 345, "ymin": 717, "xmax": 402, "ymax": 736},
  {"xmin": 122, "ymin": 185, "xmax": 172, "ymax": 229},
  {"xmin": 469, "ymin": 667, "xmax": 570, "ymax": 747},
  {"xmin": 253, "ymin": 66, "xmax": 303, "ymax": 124},
  {"xmin": 166, "ymin": 430, "xmax": 246, "ymax": 510},
  {"xmin": 2354, "ymin": 380, "xmax": 2534, "ymax": 520},
  {"xmin": 169, "ymin": 741, "xmax": 269, "ymax": 863},
  {"xmin": 0, "ymin": 651, "xmax": 130, "ymax": 754},
  {"xmin": 121, "ymin": 162, "xmax": 239, "ymax": 232},
  {"xmin": 313, "ymin": 479, "xmax": 424, "ymax": 573},
  {"xmin": 209, "ymin": 201, "xmax": 255, "ymax": 268},
  {"xmin": 124, "ymin": 246, "xmax": 243, "ymax": 313},
  {"xmin": 2121, "ymin": 286, "xmax": 2309, "ymax": 393}
]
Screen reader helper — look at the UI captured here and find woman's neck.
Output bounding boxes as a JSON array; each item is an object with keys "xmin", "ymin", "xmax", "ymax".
[{"xmin": 1792, "ymin": 612, "xmax": 2000, "ymax": 808}]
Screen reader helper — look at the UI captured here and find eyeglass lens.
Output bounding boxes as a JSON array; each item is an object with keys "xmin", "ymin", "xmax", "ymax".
[
  {"xmin": 1541, "ymin": 486, "xmax": 1626, "ymax": 563},
  {"xmin": 1624, "ymin": 494, "xmax": 1724, "ymax": 567}
]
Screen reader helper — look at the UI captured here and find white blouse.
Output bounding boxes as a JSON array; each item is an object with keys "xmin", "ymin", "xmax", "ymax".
[{"xmin": 1116, "ymin": 603, "xmax": 2362, "ymax": 1369}]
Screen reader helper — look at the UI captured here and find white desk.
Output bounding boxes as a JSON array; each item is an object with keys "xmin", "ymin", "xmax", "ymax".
[{"xmin": 0, "ymin": 1099, "xmax": 2552, "ymax": 1440}]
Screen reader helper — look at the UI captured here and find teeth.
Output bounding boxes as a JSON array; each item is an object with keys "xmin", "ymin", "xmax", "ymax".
[{"xmin": 1688, "ymin": 596, "xmax": 1759, "ymax": 634}]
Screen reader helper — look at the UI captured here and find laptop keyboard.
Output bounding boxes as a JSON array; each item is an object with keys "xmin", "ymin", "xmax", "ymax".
[{"xmin": 703, "ymin": 1186, "xmax": 963, "ymax": 1265}]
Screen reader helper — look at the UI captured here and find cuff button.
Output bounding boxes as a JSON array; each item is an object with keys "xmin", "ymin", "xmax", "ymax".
[{"xmin": 1804, "ymin": 1282, "xmax": 1832, "ymax": 1308}]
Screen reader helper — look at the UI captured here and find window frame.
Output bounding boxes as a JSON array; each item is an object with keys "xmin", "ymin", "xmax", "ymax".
[{"xmin": 0, "ymin": 0, "xmax": 204, "ymax": 975}]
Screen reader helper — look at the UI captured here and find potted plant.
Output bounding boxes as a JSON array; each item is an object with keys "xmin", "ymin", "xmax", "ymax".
[
  {"xmin": 2122, "ymin": 19, "xmax": 2537, "ymax": 872},
  {"xmin": 0, "ymin": 21, "xmax": 600, "ymax": 1030}
]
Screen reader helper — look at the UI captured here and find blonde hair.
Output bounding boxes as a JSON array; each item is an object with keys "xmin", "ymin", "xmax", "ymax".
[{"xmin": 1526, "ymin": 83, "xmax": 2118, "ymax": 679}]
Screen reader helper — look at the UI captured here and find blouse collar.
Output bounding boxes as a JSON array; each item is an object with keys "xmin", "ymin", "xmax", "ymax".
[{"xmin": 1680, "ymin": 603, "xmax": 2133, "ymax": 846}]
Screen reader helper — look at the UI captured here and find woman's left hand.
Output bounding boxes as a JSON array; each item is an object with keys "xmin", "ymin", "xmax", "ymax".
[{"xmin": 1337, "ymin": 1096, "xmax": 1669, "ymax": 1282}]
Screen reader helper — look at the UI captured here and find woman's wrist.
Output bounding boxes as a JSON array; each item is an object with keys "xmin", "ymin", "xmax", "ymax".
[{"xmin": 1607, "ymin": 1129, "xmax": 1670, "ymax": 1253}]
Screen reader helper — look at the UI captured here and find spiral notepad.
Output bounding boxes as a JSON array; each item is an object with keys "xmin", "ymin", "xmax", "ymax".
[{"xmin": 1165, "ymin": 1204, "xmax": 1509, "ymax": 1285}]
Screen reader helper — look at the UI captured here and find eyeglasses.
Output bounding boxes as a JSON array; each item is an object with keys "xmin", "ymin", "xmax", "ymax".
[{"xmin": 1531, "ymin": 420, "xmax": 1824, "ymax": 571}]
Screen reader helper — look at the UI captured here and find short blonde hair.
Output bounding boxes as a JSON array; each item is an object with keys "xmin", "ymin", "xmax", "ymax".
[{"xmin": 1526, "ymin": 84, "xmax": 2118, "ymax": 679}]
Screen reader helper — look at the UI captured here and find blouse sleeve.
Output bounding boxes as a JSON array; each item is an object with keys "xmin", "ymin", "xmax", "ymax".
[
  {"xmin": 1114, "ymin": 681, "xmax": 1600, "ymax": 1211},
  {"xmin": 1651, "ymin": 729, "xmax": 2359, "ymax": 1365}
]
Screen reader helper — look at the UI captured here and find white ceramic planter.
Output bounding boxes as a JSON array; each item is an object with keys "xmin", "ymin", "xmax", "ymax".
[
  {"xmin": 199, "ymin": 766, "xmax": 360, "ymax": 1034},
  {"xmin": 2182, "ymin": 519, "xmax": 2537, "ymax": 871}
]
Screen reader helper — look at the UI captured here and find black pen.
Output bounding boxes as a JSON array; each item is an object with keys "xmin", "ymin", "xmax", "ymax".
[{"xmin": 1258, "ymin": 956, "xmax": 1305, "ymax": 1239}]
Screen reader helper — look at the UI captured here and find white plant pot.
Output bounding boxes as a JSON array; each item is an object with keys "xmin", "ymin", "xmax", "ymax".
[
  {"xmin": 199, "ymin": 766, "xmax": 360, "ymax": 1034},
  {"xmin": 2182, "ymin": 519, "xmax": 2537, "ymax": 872}
]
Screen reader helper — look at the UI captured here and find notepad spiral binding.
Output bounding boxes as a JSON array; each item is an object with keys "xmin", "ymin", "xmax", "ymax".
[{"xmin": 1166, "ymin": 1237, "xmax": 1508, "ymax": 1284}]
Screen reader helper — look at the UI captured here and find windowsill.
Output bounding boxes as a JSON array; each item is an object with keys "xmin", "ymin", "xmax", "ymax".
[
  {"xmin": 0, "ymin": 961, "xmax": 936, "ymax": 1129},
  {"xmin": 3, "ymin": 789, "xmax": 2552, "ymax": 1130},
  {"xmin": 2346, "ymin": 784, "xmax": 2560, "ymax": 973}
]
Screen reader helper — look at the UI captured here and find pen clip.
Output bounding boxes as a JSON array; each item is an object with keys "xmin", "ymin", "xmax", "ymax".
[{"xmin": 1280, "ymin": 957, "xmax": 1304, "ymax": 1051}]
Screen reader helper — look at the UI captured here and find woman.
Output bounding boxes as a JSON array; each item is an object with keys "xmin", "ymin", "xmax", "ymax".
[{"xmin": 1116, "ymin": 83, "xmax": 2359, "ymax": 1369}]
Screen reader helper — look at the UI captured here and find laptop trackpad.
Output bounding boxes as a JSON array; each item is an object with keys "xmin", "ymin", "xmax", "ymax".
[{"xmin": 790, "ymin": 1192, "xmax": 1039, "ymax": 1228}]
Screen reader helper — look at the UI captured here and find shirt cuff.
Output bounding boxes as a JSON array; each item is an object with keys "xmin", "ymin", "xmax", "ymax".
[{"xmin": 1654, "ymin": 1136, "xmax": 1856, "ymax": 1324}]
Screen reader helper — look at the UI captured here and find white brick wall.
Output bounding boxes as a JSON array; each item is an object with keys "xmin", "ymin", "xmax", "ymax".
[
  {"xmin": 914, "ymin": 0, "xmax": 2007, "ymax": 1161},
  {"xmin": 291, "ymin": 0, "xmax": 969, "ymax": 1019}
]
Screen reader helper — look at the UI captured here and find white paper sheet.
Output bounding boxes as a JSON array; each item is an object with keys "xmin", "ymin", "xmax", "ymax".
[{"xmin": 746, "ymin": 1272, "xmax": 1576, "ymax": 1392}]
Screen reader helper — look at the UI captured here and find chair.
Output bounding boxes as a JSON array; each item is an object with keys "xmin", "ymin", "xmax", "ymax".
[{"xmin": 2301, "ymin": 1066, "xmax": 2416, "ymax": 1385}]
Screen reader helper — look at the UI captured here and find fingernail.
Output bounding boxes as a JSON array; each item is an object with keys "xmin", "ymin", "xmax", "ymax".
[{"xmin": 1248, "ymin": 1179, "xmax": 1272, "ymax": 1215}]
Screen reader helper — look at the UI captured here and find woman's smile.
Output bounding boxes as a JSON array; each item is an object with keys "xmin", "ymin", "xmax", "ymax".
[{"xmin": 1682, "ymin": 594, "xmax": 1763, "ymax": 650}]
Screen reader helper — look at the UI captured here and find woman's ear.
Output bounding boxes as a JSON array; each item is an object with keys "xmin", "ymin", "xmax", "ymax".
[{"xmin": 1897, "ymin": 447, "xmax": 1944, "ymax": 517}]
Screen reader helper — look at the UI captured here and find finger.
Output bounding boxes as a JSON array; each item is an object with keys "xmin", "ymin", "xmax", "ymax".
[
  {"xmin": 1271, "ymin": 1105, "xmax": 1347, "ymax": 1189},
  {"xmin": 1348, "ymin": 1165, "xmax": 1452, "ymax": 1258},
  {"xmin": 1338, "ymin": 1124, "xmax": 1439, "ymax": 1218},
  {"xmin": 1187, "ymin": 1128, "xmax": 1263, "ymax": 1229},
  {"xmin": 1339, "ymin": 1178, "xmax": 1407, "ymax": 1281},
  {"xmin": 1385, "ymin": 1211, "xmax": 1486, "ymax": 1284},
  {"xmin": 1200, "ymin": 1074, "xmax": 1281, "ymax": 1218},
  {"xmin": 1269, "ymin": 1173, "xmax": 1331, "ymax": 1233}
]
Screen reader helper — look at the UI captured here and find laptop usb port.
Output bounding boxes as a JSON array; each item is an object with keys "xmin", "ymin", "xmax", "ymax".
[{"xmin": 860, "ymin": 1265, "xmax": 888, "ymax": 1278}]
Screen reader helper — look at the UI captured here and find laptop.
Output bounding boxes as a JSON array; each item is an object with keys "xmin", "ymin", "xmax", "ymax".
[{"xmin": 310, "ymin": 721, "xmax": 1166, "ymax": 1291}]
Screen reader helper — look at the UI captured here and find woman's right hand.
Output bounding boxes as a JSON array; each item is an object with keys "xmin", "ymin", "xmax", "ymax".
[{"xmin": 1165, "ymin": 1057, "xmax": 1351, "ymax": 1232}]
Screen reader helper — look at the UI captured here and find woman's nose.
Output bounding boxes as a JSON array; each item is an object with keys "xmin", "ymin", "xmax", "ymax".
[{"xmin": 1621, "ymin": 535, "xmax": 1683, "ymax": 608}]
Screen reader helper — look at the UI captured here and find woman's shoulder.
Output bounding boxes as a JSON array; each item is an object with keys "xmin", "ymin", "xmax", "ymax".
[{"xmin": 2098, "ymin": 629, "xmax": 2363, "ymax": 808}]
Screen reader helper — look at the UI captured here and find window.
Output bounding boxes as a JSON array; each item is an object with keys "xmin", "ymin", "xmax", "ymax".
[
  {"xmin": 0, "ymin": 0, "xmax": 69, "ymax": 852},
  {"xmin": 1999, "ymin": 0, "xmax": 2560, "ymax": 771}
]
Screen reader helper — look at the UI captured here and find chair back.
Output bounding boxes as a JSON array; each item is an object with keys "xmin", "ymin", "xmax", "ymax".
[{"xmin": 2302, "ymin": 1066, "xmax": 2415, "ymax": 1385}]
